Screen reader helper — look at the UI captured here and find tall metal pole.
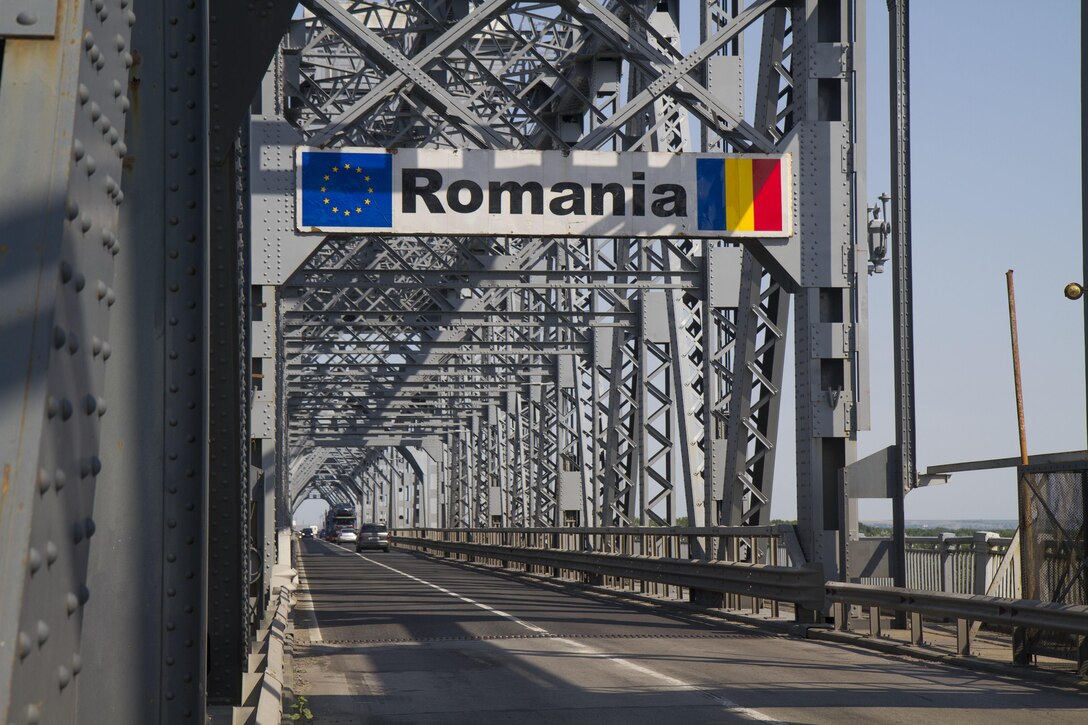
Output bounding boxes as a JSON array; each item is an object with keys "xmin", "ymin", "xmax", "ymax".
[
  {"xmin": 1082, "ymin": 1, "xmax": 1088, "ymax": 448},
  {"xmin": 889, "ymin": 0, "xmax": 916, "ymax": 593},
  {"xmin": 1006, "ymin": 271, "xmax": 1030, "ymax": 467}
]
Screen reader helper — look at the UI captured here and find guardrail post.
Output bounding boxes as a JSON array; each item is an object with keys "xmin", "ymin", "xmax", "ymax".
[
  {"xmin": 869, "ymin": 606, "xmax": 882, "ymax": 638},
  {"xmin": 972, "ymin": 531, "xmax": 997, "ymax": 594},
  {"xmin": 909, "ymin": 612, "xmax": 924, "ymax": 645},
  {"xmin": 956, "ymin": 618, "xmax": 972, "ymax": 656},
  {"xmin": 834, "ymin": 602, "xmax": 850, "ymax": 631},
  {"xmin": 939, "ymin": 533, "xmax": 954, "ymax": 593}
]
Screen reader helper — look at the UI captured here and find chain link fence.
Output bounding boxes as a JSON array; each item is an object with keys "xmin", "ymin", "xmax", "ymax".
[{"xmin": 1019, "ymin": 462, "xmax": 1088, "ymax": 663}]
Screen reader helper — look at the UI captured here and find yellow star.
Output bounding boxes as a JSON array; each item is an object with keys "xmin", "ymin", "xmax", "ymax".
[
  {"xmin": 364, "ymin": 175, "xmax": 370, "ymax": 182},
  {"xmin": 323, "ymin": 198, "xmax": 329, "ymax": 204},
  {"xmin": 332, "ymin": 206, "xmax": 338, "ymax": 212},
  {"xmin": 332, "ymin": 166, "xmax": 338, "ymax": 172},
  {"xmin": 323, "ymin": 175, "xmax": 329, "ymax": 181},
  {"xmin": 343, "ymin": 164, "xmax": 351, "ymax": 171},
  {"xmin": 355, "ymin": 207, "xmax": 362, "ymax": 213},
  {"xmin": 368, "ymin": 187, "xmax": 373, "ymax": 193},
  {"xmin": 364, "ymin": 199, "xmax": 371, "ymax": 206},
  {"xmin": 344, "ymin": 210, "xmax": 350, "ymax": 216},
  {"xmin": 320, "ymin": 186, "xmax": 326, "ymax": 192},
  {"xmin": 356, "ymin": 167, "xmax": 362, "ymax": 173}
]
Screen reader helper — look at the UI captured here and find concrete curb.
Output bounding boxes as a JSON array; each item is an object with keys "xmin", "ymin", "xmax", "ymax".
[{"xmin": 229, "ymin": 564, "xmax": 297, "ymax": 725}]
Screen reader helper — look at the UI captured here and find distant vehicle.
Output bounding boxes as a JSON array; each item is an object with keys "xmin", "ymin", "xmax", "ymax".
[
  {"xmin": 335, "ymin": 529, "xmax": 357, "ymax": 544},
  {"xmin": 355, "ymin": 523, "xmax": 389, "ymax": 553},
  {"xmin": 301, "ymin": 529, "xmax": 314, "ymax": 539}
]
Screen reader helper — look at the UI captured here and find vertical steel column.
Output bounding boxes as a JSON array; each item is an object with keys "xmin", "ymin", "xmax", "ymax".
[
  {"xmin": 206, "ymin": 124, "xmax": 249, "ymax": 707},
  {"xmin": 791, "ymin": 0, "xmax": 866, "ymax": 584},
  {"xmin": 888, "ymin": 0, "xmax": 915, "ymax": 591},
  {"xmin": 0, "ymin": 0, "xmax": 137, "ymax": 720}
]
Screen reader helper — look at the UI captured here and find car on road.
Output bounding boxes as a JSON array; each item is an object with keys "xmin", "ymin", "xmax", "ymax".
[
  {"xmin": 355, "ymin": 524, "xmax": 389, "ymax": 552},
  {"xmin": 301, "ymin": 529, "xmax": 314, "ymax": 539},
  {"xmin": 335, "ymin": 529, "xmax": 357, "ymax": 544}
]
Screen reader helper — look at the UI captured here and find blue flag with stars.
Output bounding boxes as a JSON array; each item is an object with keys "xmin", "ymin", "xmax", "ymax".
[{"xmin": 299, "ymin": 150, "xmax": 392, "ymax": 229}]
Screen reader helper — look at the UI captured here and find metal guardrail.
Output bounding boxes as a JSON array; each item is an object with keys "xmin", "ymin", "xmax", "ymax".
[
  {"xmin": 394, "ymin": 527, "xmax": 1088, "ymax": 667},
  {"xmin": 394, "ymin": 527, "xmax": 822, "ymax": 611},
  {"xmin": 396, "ymin": 525, "xmax": 806, "ymax": 567},
  {"xmin": 395, "ymin": 534, "xmax": 826, "ymax": 609},
  {"xmin": 826, "ymin": 581, "xmax": 1088, "ymax": 663}
]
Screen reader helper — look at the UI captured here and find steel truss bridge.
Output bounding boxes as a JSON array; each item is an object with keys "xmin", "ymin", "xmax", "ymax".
[{"xmin": 1, "ymin": 1, "xmax": 1085, "ymax": 723}]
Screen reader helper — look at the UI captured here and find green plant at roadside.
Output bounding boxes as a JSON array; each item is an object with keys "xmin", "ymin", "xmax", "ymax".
[{"xmin": 289, "ymin": 695, "xmax": 313, "ymax": 721}]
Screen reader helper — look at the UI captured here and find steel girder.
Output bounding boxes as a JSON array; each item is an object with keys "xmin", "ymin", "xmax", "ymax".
[
  {"xmin": 273, "ymin": 0, "xmax": 869, "ymax": 587},
  {"xmin": 276, "ymin": 0, "xmax": 761, "ymax": 532}
]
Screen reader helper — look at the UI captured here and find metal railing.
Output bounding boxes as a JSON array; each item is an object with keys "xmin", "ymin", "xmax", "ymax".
[
  {"xmin": 394, "ymin": 526, "xmax": 820, "ymax": 612},
  {"xmin": 393, "ymin": 526, "xmax": 1088, "ymax": 671},
  {"xmin": 826, "ymin": 581, "xmax": 1088, "ymax": 666},
  {"xmin": 902, "ymin": 532, "xmax": 1019, "ymax": 597}
]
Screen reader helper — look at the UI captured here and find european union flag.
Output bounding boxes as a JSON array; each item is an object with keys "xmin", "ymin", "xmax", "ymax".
[{"xmin": 299, "ymin": 149, "xmax": 392, "ymax": 229}]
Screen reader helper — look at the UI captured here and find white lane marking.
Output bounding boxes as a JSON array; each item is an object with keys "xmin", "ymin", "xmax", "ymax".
[
  {"xmin": 343, "ymin": 546, "xmax": 547, "ymax": 634},
  {"xmin": 336, "ymin": 543, "xmax": 781, "ymax": 723},
  {"xmin": 296, "ymin": 545, "xmax": 324, "ymax": 643},
  {"xmin": 554, "ymin": 637, "xmax": 779, "ymax": 722}
]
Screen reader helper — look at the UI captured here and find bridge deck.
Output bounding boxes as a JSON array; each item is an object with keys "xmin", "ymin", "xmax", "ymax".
[{"xmin": 294, "ymin": 540, "xmax": 1084, "ymax": 724}]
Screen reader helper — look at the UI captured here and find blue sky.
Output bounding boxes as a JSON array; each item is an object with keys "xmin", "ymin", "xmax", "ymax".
[{"xmin": 765, "ymin": 0, "xmax": 1083, "ymax": 520}]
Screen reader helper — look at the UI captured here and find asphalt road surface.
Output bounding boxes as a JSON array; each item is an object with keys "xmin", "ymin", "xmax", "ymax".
[{"xmin": 293, "ymin": 539, "xmax": 1086, "ymax": 724}]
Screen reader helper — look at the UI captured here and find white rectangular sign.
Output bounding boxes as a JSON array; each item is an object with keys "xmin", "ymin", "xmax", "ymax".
[{"xmin": 295, "ymin": 147, "xmax": 791, "ymax": 238}]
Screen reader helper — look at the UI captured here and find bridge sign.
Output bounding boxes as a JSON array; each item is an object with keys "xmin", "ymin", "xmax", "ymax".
[{"xmin": 295, "ymin": 147, "xmax": 791, "ymax": 238}]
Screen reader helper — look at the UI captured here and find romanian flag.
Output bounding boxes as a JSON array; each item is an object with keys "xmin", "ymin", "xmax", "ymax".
[{"xmin": 696, "ymin": 156, "xmax": 787, "ymax": 234}]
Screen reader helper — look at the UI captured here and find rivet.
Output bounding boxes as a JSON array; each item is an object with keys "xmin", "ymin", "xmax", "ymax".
[
  {"xmin": 72, "ymin": 653, "xmax": 83, "ymax": 674},
  {"xmin": 54, "ymin": 469, "xmax": 66, "ymax": 491},
  {"xmin": 73, "ymin": 521, "xmax": 86, "ymax": 543},
  {"xmin": 115, "ymin": 34, "xmax": 126, "ymax": 51},
  {"xmin": 52, "ymin": 326, "xmax": 66, "ymax": 348},
  {"xmin": 97, "ymin": 281, "xmax": 108, "ymax": 299},
  {"xmin": 46, "ymin": 397, "xmax": 58, "ymax": 418},
  {"xmin": 92, "ymin": 337, "xmax": 102, "ymax": 356},
  {"xmin": 85, "ymin": 518, "xmax": 96, "ymax": 538},
  {"xmin": 16, "ymin": 11, "xmax": 38, "ymax": 26},
  {"xmin": 25, "ymin": 704, "xmax": 41, "ymax": 725},
  {"xmin": 67, "ymin": 331, "xmax": 79, "ymax": 353},
  {"xmin": 17, "ymin": 632, "xmax": 32, "ymax": 659},
  {"xmin": 72, "ymin": 140, "xmax": 85, "ymax": 161},
  {"xmin": 77, "ymin": 585, "xmax": 90, "ymax": 604},
  {"xmin": 28, "ymin": 547, "xmax": 42, "ymax": 573},
  {"xmin": 60, "ymin": 260, "xmax": 73, "ymax": 283},
  {"xmin": 102, "ymin": 342, "xmax": 112, "ymax": 360},
  {"xmin": 84, "ymin": 394, "xmax": 97, "ymax": 415},
  {"xmin": 89, "ymin": 102, "xmax": 101, "ymax": 121},
  {"xmin": 66, "ymin": 593, "xmax": 79, "ymax": 615},
  {"xmin": 74, "ymin": 274, "xmax": 85, "ymax": 292},
  {"xmin": 36, "ymin": 620, "xmax": 50, "ymax": 645},
  {"xmin": 89, "ymin": 46, "xmax": 101, "ymax": 64},
  {"xmin": 45, "ymin": 541, "xmax": 58, "ymax": 565},
  {"xmin": 97, "ymin": 398, "xmax": 107, "ymax": 416},
  {"xmin": 58, "ymin": 666, "xmax": 72, "ymax": 689},
  {"xmin": 81, "ymin": 214, "xmax": 92, "ymax": 233},
  {"xmin": 113, "ymin": 80, "xmax": 122, "ymax": 97},
  {"xmin": 85, "ymin": 155, "xmax": 97, "ymax": 176},
  {"xmin": 66, "ymin": 200, "xmax": 79, "ymax": 220},
  {"xmin": 60, "ymin": 399, "xmax": 73, "ymax": 420},
  {"xmin": 78, "ymin": 83, "xmax": 90, "ymax": 103}
]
